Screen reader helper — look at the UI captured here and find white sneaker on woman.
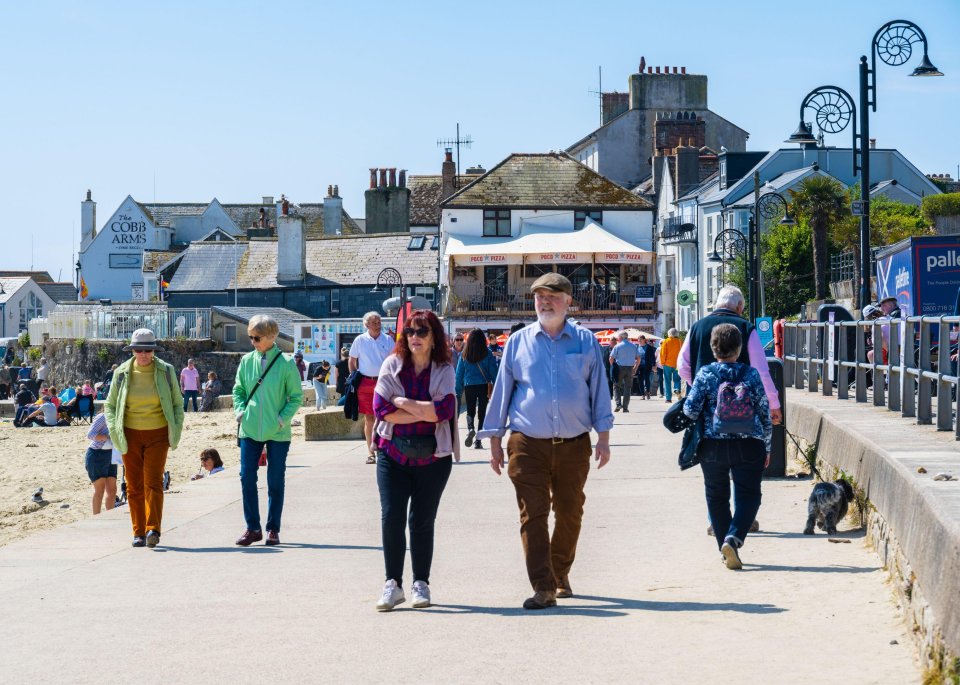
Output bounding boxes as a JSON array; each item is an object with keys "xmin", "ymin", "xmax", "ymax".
[
  {"xmin": 376, "ymin": 579, "xmax": 405, "ymax": 611},
  {"xmin": 411, "ymin": 580, "xmax": 431, "ymax": 608}
]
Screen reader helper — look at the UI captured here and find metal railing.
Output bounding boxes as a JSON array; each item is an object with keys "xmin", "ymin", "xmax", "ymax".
[
  {"xmin": 783, "ymin": 316, "xmax": 960, "ymax": 438},
  {"xmin": 448, "ymin": 283, "xmax": 656, "ymax": 316},
  {"xmin": 659, "ymin": 216, "xmax": 697, "ymax": 243},
  {"xmin": 30, "ymin": 308, "xmax": 212, "ymax": 341}
]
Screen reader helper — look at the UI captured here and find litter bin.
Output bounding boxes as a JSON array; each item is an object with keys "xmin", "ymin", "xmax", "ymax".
[{"xmin": 763, "ymin": 358, "xmax": 786, "ymax": 478}]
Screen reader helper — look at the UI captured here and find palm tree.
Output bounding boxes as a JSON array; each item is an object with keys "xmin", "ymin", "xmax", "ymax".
[{"xmin": 789, "ymin": 176, "xmax": 849, "ymax": 300}]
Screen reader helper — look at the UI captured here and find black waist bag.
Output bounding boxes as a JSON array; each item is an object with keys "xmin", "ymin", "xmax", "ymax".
[{"xmin": 391, "ymin": 434, "xmax": 437, "ymax": 459}]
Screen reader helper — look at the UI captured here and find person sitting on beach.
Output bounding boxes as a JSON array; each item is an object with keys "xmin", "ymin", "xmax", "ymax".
[
  {"xmin": 191, "ymin": 448, "xmax": 225, "ymax": 480},
  {"xmin": 19, "ymin": 395, "xmax": 68, "ymax": 427},
  {"xmin": 86, "ymin": 412, "xmax": 118, "ymax": 514},
  {"xmin": 81, "ymin": 379, "xmax": 95, "ymax": 397},
  {"xmin": 199, "ymin": 371, "xmax": 221, "ymax": 412},
  {"xmin": 60, "ymin": 385, "xmax": 82, "ymax": 413},
  {"xmin": 45, "ymin": 386, "xmax": 62, "ymax": 410},
  {"xmin": 14, "ymin": 383, "xmax": 36, "ymax": 425}
]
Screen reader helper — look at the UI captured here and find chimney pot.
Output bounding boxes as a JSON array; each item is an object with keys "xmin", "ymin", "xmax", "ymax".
[
  {"xmin": 327, "ymin": 184, "xmax": 333, "ymax": 197},
  {"xmin": 399, "ymin": 170, "xmax": 406, "ymax": 188},
  {"xmin": 370, "ymin": 169, "xmax": 377, "ymax": 189},
  {"xmin": 445, "ymin": 147, "xmax": 453, "ymax": 162},
  {"xmin": 869, "ymin": 138, "xmax": 876, "ymax": 149},
  {"xmin": 655, "ymin": 67, "xmax": 660, "ymax": 74},
  {"xmin": 389, "ymin": 168, "xmax": 397, "ymax": 187},
  {"xmin": 681, "ymin": 66, "xmax": 686, "ymax": 74},
  {"xmin": 379, "ymin": 168, "xmax": 388, "ymax": 188},
  {"xmin": 647, "ymin": 66, "xmax": 653, "ymax": 74},
  {"xmin": 85, "ymin": 189, "xmax": 92, "ymax": 201},
  {"xmin": 333, "ymin": 185, "xmax": 339, "ymax": 197},
  {"xmin": 673, "ymin": 66, "xmax": 678, "ymax": 74}
]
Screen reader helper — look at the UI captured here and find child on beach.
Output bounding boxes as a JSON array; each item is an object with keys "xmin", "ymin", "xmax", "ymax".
[
  {"xmin": 86, "ymin": 412, "xmax": 118, "ymax": 514},
  {"xmin": 683, "ymin": 324, "xmax": 772, "ymax": 570}
]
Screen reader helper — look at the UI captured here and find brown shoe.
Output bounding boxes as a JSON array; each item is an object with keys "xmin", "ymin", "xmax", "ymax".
[
  {"xmin": 750, "ymin": 520, "xmax": 760, "ymax": 532},
  {"xmin": 235, "ymin": 529, "xmax": 263, "ymax": 546},
  {"xmin": 522, "ymin": 590, "xmax": 557, "ymax": 610},
  {"xmin": 265, "ymin": 530, "xmax": 280, "ymax": 546},
  {"xmin": 556, "ymin": 576, "xmax": 573, "ymax": 599}
]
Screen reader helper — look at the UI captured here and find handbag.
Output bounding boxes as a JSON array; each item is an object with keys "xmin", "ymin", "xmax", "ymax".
[
  {"xmin": 391, "ymin": 434, "xmax": 438, "ymax": 459},
  {"xmin": 237, "ymin": 350, "xmax": 285, "ymax": 446},
  {"xmin": 662, "ymin": 396, "xmax": 702, "ymax": 471},
  {"xmin": 476, "ymin": 361, "xmax": 493, "ymax": 400}
]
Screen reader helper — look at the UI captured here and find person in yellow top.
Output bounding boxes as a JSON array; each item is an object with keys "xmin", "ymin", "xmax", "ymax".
[
  {"xmin": 659, "ymin": 328, "xmax": 683, "ymax": 403},
  {"xmin": 105, "ymin": 329, "xmax": 184, "ymax": 548}
]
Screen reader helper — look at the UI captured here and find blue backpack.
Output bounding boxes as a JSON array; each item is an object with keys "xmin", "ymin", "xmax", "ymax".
[{"xmin": 712, "ymin": 366, "xmax": 755, "ymax": 435}]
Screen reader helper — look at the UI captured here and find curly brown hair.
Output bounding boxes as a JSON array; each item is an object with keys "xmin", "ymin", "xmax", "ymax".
[{"xmin": 392, "ymin": 310, "xmax": 450, "ymax": 365}]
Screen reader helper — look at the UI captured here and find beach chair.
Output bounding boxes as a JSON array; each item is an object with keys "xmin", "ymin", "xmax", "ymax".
[{"xmin": 69, "ymin": 395, "xmax": 95, "ymax": 425}]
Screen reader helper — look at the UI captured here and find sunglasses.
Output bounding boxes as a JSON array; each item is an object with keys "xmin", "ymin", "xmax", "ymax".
[
  {"xmin": 132, "ymin": 349, "xmax": 154, "ymax": 354},
  {"xmin": 248, "ymin": 335, "xmax": 262, "ymax": 342},
  {"xmin": 453, "ymin": 338, "xmax": 463, "ymax": 343},
  {"xmin": 403, "ymin": 326, "xmax": 431, "ymax": 338}
]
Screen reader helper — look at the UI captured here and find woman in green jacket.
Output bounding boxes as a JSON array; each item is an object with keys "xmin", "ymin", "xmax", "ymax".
[
  {"xmin": 104, "ymin": 329, "xmax": 184, "ymax": 548},
  {"xmin": 233, "ymin": 315, "xmax": 304, "ymax": 546}
]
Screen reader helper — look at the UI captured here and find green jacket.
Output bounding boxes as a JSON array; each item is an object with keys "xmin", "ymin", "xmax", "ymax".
[
  {"xmin": 104, "ymin": 357, "xmax": 185, "ymax": 454},
  {"xmin": 233, "ymin": 345, "xmax": 303, "ymax": 442}
]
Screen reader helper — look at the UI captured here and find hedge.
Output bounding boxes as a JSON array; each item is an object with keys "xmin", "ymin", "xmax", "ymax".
[{"xmin": 922, "ymin": 193, "xmax": 960, "ymax": 224}]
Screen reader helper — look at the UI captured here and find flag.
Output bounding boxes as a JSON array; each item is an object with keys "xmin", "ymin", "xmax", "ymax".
[{"xmin": 79, "ymin": 277, "xmax": 88, "ymax": 299}]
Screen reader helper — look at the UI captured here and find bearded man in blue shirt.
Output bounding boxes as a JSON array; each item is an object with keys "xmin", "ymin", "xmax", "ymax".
[{"xmin": 479, "ymin": 272, "xmax": 614, "ymax": 610}]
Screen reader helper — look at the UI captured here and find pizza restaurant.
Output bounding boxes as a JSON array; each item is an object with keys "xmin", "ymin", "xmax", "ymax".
[{"xmin": 442, "ymin": 220, "xmax": 657, "ymax": 335}]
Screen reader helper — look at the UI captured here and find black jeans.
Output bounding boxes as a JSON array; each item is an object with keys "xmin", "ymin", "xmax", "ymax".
[
  {"xmin": 377, "ymin": 453, "xmax": 452, "ymax": 586},
  {"xmin": 463, "ymin": 384, "xmax": 489, "ymax": 433},
  {"xmin": 699, "ymin": 438, "xmax": 765, "ymax": 550}
]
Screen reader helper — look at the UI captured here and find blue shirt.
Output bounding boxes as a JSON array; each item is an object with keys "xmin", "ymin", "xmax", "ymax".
[
  {"xmin": 477, "ymin": 320, "xmax": 614, "ymax": 440},
  {"xmin": 609, "ymin": 340, "xmax": 639, "ymax": 367},
  {"xmin": 455, "ymin": 351, "xmax": 499, "ymax": 396}
]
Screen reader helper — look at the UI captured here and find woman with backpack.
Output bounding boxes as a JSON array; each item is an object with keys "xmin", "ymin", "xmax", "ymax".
[
  {"xmin": 104, "ymin": 329, "xmax": 184, "ymax": 549},
  {"xmin": 682, "ymin": 324, "xmax": 772, "ymax": 571},
  {"xmin": 232, "ymin": 315, "xmax": 304, "ymax": 547},
  {"xmin": 455, "ymin": 329, "xmax": 498, "ymax": 450}
]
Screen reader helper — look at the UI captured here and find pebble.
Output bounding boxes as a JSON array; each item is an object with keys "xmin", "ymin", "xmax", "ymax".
[
  {"xmin": 933, "ymin": 473, "xmax": 955, "ymax": 481},
  {"xmin": 828, "ymin": 538, "xmax": 851, "ymax": 544},
  {"xmin": 917, "ymin": 466, "xmax": 927, "ymax": 474},
  {"xmin": 890, "ymin": 639, "xmax": 899, "ymax": 645},
  {"xmin": 60, "ymin": 504, "xmax": 69, "ymax": 509}
]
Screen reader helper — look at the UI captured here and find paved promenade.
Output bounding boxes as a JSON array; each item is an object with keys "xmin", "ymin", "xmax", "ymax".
[{"xmin": 0, "ymin": 399, "xmax": 918, "ymax": 684}]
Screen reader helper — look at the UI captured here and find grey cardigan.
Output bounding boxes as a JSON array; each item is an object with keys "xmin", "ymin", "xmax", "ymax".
[{"xmin": 373, "ymin": 354, "xmax": 460, "ymax": 460}]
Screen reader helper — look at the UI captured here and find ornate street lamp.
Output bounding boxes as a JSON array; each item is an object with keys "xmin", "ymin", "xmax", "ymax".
[
  {"xmin": 786, "ymin": 85, "xmax": 860, "ymax": 175},
  {"xmin": 371, "ymin": 267, "xmax": 406, "ymax": 324},
  {"xmin": 856, "ymin": 20, "xmax": 942, "ymax": 309},
  {"xmin": 749, "ymin": 188, "xmax": 795, "ymax": 321}
]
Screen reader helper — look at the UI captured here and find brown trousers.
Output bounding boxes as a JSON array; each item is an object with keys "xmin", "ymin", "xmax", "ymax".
[
  {"xmin": 507, "ymin": 432, "xmax": 592, "ymax": 592},
  {"xmin": 122, "ymin": 427, "xmax": 169, "ymax": 537}
]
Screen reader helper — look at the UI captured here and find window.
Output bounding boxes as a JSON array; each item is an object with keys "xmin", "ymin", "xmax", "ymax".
[
  {"xmin": 414, "ymin": 286, "xmax": 435, "ymax": 304},
  {"xmin": 483, "ymin": 209, "xmax": 511, "ymax": 237},
  {"xmin": 407, "ymin": 236, "xmax": 426, "ymax": 250},
  {"xmin": 224, "ymin": 324, "xmax": 237, "ymax": 343},
  {"xmin": 706, "ymin": 215, "xmax": 714, "ymax": 252},
  {"xmin": 330, "ymin": 288, "xmax": 341, "ymax": 314},
  {"xmin": 524, "ymin": 264, "xmax": 553, "ymax": 279},
  {"xmin": 19, "ymin": 291, "xmax": 43, "ymax": 330},
  {"xmin": 680, "ymin": 246, "xmax": 696, "ymax": 280},
  {"xmin": 574, "ymin": 210, "xmax": 603, "ymax": 230},
  {"xmin": 706, "ymin": 267, "xmax": 716, "ymax": 309},
  {"xmin": 484, "ymin": 265, "xmax": 508, "ymax": 287},
  {"xmin": 430, "ymin": 236, "xmax": 439, "ymax": 250}
]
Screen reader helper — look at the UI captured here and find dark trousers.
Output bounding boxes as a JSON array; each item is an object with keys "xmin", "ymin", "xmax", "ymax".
[
  {"xmin": 613, "ymin": 366, "xmax": 634, "ymax": 409},
  {"xmin": 377, "ymin": 454, "xmax": 453, "ymax": 586},
  {"xmin": 699, "ymin": 438, "xmax": 765, "ymax": 549},
  {"xmin": 183, "ymin": 390, "xmax": 199, "ymax": 412},
  {"xmin": 463, "ymin": 384, "xmax": 488, "ymax": 432},
  {"xmin": 637, "ymin": 367, "xmax": 654, "ymax": 396},
  {"xmin": 507, "ymin": 432, "xmax": 592, "ymax": 592},
  {"xmin": 239, "ymin": 438, "xmax": 290, "ymax": 533}
]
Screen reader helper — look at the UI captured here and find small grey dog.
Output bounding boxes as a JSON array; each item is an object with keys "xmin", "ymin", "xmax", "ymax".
[{"xmin": 803, "ymin": 479, "xmax": 855, "ymax": 535}]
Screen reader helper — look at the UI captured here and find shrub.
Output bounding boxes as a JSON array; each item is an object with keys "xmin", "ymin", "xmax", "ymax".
[
  {"xmin": 27, "ymin": 347, "xmax": 41, "ymax": 362},
  {"xmin": 922, "ymin": 193, "xmax": 960, "ymax": 225},
  {"xmin": 96, "ymin": 347, "xmax": 110, "ymax": 363},
  {"xmin": 18, "ymin": 331, "xmax": 30, "ymax": 348},
  {"xmin": 74, "ymin": 338, "xmax": 86, "ymax": 349}
]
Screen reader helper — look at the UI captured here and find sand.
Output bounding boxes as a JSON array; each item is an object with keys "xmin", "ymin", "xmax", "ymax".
[{"xmin": 0, "ymin": 404, "xmax": 315, "ymax": 547}]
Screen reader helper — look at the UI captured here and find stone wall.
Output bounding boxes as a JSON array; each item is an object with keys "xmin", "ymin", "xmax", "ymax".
[{"xmin": 40, "ymin": 338, "xmax": 245, "ymax": 394}]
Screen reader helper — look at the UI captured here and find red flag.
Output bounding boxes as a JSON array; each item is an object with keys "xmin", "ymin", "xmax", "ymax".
[{"xmin": 395, "ymin": 300, "xmax": 414, "ymax": 340}]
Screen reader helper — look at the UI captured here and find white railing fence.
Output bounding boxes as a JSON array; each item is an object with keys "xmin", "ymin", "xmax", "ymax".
[{"xmin": 30, "ymin": 308, "xmax": 211, "ymax": 341}]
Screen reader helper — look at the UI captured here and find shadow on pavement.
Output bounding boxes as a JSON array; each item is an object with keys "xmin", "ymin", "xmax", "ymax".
[
  {"xmin": 750, "ymin": 529, "xmax": 866, "ymax": 540},
  {"xmin": 417, "ymin": 594, "xmax": 786, "ymax": 617},
  {"xmin": 160, "ymin": 543, "xmax": 381, "ymax": 553},
  {"xmin": 742, "ymin": 564, "xmax": 877, "ymax": 573}
]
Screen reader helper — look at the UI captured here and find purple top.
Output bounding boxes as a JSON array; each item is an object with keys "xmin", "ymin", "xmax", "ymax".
[{"xmin": 374, "ymin": 362, "xmax": 456, "ymax": 466}]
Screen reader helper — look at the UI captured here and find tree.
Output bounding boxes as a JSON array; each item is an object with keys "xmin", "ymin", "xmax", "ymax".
[
  {"xmin": 790, "ymin": 176, "xmax": 849, "ymax": 300},
  {"xmin": 759, "ymin": 220, "xmax": 814, "ymax": 319}
]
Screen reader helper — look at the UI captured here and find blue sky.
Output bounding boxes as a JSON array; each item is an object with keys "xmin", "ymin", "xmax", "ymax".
[{"xmin": 1, "ymin": 0, "xmax": 957, "ymax": 282}]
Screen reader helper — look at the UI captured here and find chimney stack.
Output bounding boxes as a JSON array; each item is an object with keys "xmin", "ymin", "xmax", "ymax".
[
  {"xmin": 869, "ymin": 138, "xmax": 877, "ymax": 149},
  {"xmin": 366, "ymin": 164, "xmax": 410, "ymax": 234},
  {"xmin": 323, "ymin": 183, "xmax": 343, "ymax": 236},
  {"xmin": 80, "ymin": 189, "xmax": 97, "ymax": 252},
  {"xmin": 277, "ymin": 214, "xmax": 306, "ymax": 282},
  {"xmin": 441, "ymin": 148, "xmax": 456, "ymax": 199}
]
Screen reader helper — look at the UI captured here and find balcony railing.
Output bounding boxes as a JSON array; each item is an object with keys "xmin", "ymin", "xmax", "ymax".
[
  {"xmin": 448, "ymin": 283, "xmax": 656, "ymax": 317},
  {"xmin": 659, "ymin": 216, "xmax": 698, "ymax": 244},
  {"xmin": 29, "ymin": 307, "xmax": 212, "ymax": 341}
]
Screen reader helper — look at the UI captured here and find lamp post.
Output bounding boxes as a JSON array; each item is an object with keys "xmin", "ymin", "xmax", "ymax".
[
  {"xmin": 371, "ymin": 267, "xmax": 406, "ymax": 330},
  {"xmin": 857, "ymin": 20, "xmax": 942, "ymax": 310},
  {"xmin": 751, "ymin": 187, "xmax": 795, "ymax": 320},
  {"xmin": 707, "ymin": 228, "xmax": 749, "ymax": 292}
]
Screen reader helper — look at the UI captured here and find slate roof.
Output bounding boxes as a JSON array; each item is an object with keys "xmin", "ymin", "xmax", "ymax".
[
  {"xmin": 0, "ymin": 271, "xmax": 53, "ymax": 282},
  {"xmin": 36, "ymin": 282, "xmax": 78, "ymax": 303},
  {"xmin": 142, "ymin": 249, "xmax": 185, "ymax": 273},
  {"xmin": 136, "ymin": 201, "xmax": 363, "ymax": 238},
  {"xmin": 169, "ymin": 234, "xmax": 437, "ymax": 292},
  {"xmin": 441, "ymin": 152, "xmax": 654, "ymax": 209},
  {"xmin": 408, "ymin": 175, "xmax": 444, "ymax": 226},
  {"xmin": 211, "ymin": 307, "xmax": 298, "ymax": 341},
  {"xmin": 0, "ymin": 277, "xmax": 31, "ymax": 304}
]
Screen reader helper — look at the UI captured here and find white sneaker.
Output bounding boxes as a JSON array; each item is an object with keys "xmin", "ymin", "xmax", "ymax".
[
  {"xmin": 411, "ymin": 580, "xmax": 431, "ymax": 608},
  {"xmin": 376, "ymin": 579, "xmax": 405, "ymax": 612}
]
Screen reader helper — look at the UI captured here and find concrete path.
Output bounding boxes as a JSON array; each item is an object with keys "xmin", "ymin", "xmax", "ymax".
[{"xmin": 0, "ymin": 399, "xmax": 919, "ymax": 684}]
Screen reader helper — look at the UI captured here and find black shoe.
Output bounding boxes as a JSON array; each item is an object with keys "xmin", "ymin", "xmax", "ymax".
[
  {"xmin": 465, "ymin": 429, "xmax": 476, "ymax": 447},
  {"xmin": 145, "ymin": 531, "xmax": 160, "ymax": 548},
  {"xmin": 474, "ymin": 440, "xmax": 483, "ymax": 449},
  {"xmin": 614, "ymin": 406, "xmax": 621, "ymax": 412},
  {"xmin": 523, "ymin": 590, "xmax": 557, "ymax": 610},
  {"xmin": 622, "ymin": 408, "xmax": 629, "ymax": 413},
  {"xmin": 132, "ymin": 536, "xmax": 146, "ymax": 547}
]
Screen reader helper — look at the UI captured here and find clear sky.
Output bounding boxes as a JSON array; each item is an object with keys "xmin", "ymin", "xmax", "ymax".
[{"xmin": 1, "ymin": 0, "xmax": 957, "ymax": 283}]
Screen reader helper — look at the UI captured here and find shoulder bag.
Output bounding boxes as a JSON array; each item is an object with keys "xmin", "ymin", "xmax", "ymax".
[
  {"xmin": 236, "ymin": 350, "xmax": 284, "ymax": 446},
  {"xmin": 476, "ymin": 360, "xmax": 493, "ymax": 399}
]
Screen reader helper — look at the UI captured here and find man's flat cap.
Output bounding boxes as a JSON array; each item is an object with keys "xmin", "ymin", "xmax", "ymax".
[{"xmin": 530, "ymin": 273, "xmax": 572, "ymax": 295}]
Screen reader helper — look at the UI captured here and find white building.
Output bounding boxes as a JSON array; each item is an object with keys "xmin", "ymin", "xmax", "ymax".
[
  {"xmin": 439, "ymin": 152, "xmax": 657, "ymax": 335},
  {"xmin": 656, "ymin": 146, "xmax": 942, "ymax": 331},
  {"xmin": 0, "ymin": 277, "xmax": 60, "ymax": 337}
]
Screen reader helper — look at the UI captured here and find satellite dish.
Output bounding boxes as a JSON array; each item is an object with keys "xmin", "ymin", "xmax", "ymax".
[{"xmin": 677, "ymin": 290, "xmax": 697, "ymax": 307}]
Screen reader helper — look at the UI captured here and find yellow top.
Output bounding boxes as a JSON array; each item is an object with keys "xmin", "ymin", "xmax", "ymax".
[{"xmin": 124, "ymin": 362, "xmax": 168, "ymax": 430}]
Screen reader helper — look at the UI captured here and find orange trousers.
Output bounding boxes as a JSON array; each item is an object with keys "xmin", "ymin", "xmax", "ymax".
[{"xmin": 122, "ymin": 427, "xmax": 169, "ymax": 537}]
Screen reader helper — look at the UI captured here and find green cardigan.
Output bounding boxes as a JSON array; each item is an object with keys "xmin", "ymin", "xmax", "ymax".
[
  {"xmin": 233, "ymin": 345, "xmax": 303, "ymax": 442},
  {"xmin": 104, "ymin": 357, "xmax": 185, "ymax": 454}
]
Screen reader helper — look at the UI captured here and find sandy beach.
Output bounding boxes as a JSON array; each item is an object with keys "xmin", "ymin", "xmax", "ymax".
[{"xmin": 0, "ymin": 404, "xmax": 316, "ymax": 547}]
